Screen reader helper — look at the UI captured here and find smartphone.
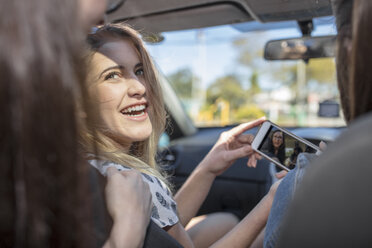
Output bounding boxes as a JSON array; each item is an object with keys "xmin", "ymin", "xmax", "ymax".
[{"xmin": 251, "ymin": 121, "xmax": 321, "ymax": 172}]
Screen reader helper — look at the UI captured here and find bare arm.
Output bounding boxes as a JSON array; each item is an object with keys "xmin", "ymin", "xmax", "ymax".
[
  {"xmin": 166, "ymin": 222, "xmax": 195, "ymax": 248},
  {"xmin": 165, "ymin": 197, "xmax": 269, "ymax": 248},
  {"xmin": 210, "ymin": 194, "xmax": 273, "ymax": 248},
  {"xmin": 174, "ymin": 165, "xmax": 216, "ymax": 226},
  {"xmin": 170, "ymin": 179, "xmax": 282, "ymax": 248},
  {"xmin": 211, "ymin": 175, "xmax": 285, "ymax": 248},
  {"xmin": 175, "ymin": 118, "xmax": 266, "ymax": 226}
]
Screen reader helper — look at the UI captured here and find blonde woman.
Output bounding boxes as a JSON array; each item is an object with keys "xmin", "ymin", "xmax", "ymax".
[{"xmin": 82, "ymin": 23, "xmax": 284, "ymax": 248}]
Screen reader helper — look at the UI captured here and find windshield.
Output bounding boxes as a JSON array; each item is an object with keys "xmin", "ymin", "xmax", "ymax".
[{"xmin": 146, "ymin": 19, "xmax": 345, "ymax": 127}]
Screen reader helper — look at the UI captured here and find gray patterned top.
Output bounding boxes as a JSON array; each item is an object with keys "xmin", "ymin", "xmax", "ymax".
[{"xmin": 89, "ymin": 159, "xmax": 179, "ymax": 228}]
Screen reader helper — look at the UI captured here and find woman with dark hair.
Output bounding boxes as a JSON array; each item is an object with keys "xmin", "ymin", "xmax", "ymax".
[
  {"xmin": 268, "ymin": 130, "xmax": 286, "ymax": 166},
  {"xmin": 0, "ymin": 0, "xmax": 152, "ymax": 247},
  {"xmin": 264, "ymin": 0, "xmax": 372, "ymax": 247},
  {"xmin": 348, "ymin": 2, "xmax": 372, "ymax": 119}
]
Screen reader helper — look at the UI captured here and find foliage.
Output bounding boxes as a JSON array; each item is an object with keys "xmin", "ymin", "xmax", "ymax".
[
  {"xmin": 167, "ymin": 68, "xmax": 199, "ymax": 99},
  {"xmin": 166, "ymin": 32, "xmax": 338, "ymax": 127},
  {"xmin": 306, "ymin": 58, "xmax": 336, "ymax": 84},
  {"xmin": 233, "ymin": 36, "xmax": 265, "ymax": 68},
  {"xmin": 248, "ymin": 70, "xmax": 261, "ymax": 96},
  {"xmin": 233, "ymin": 104, "xmax": 266, "ymax": 121},
  {"xmin": 206, "ymin": 75, "xmax": 246, "ymax": 109}
]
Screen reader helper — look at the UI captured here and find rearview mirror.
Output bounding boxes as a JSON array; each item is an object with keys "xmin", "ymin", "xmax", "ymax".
[{"xmin": 264, "ymin": 35, "xmax": 336, "ymax": 61}]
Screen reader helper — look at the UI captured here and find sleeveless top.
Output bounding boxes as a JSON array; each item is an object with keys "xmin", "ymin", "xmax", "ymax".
[{"xmin": 89, "ymin": 159, "xmax": 179, "ymax": 228}]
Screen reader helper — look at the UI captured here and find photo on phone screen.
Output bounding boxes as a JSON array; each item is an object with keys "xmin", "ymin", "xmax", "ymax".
[{"xmin": 257, "ymin": 125, "xmax": 318, "ymax": 170}]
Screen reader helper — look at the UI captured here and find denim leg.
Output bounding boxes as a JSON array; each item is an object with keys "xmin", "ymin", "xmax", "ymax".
[{"xmin": 264, "ymin": 153, "xmax": 314, "ymax": 248}]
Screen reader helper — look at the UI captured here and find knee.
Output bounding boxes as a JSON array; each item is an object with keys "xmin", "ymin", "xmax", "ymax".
[{"xmin": 220, "ymin": 212, "xmax": 239, "ymax": 229}]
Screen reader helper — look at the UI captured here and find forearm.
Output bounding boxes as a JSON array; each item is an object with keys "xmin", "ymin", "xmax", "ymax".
[
  {"xmin": 174, "ymin": 163, "xmax": 216, "ymax": 226},
  {"xmin": 104, "ymin": 218, "xmax": 147, "ymax": 248},
  {"xmin": 166, "ymin": 222, "xmax": 195, "ymax": 248},
  {"xmin": 210, "ymin": 194, "xmax": 273, "ymax": 248}
]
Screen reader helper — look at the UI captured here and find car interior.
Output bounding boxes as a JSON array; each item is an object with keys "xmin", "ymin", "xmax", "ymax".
[{"xmin": 106, "ymin": 0, "xmax": 342, "ymax": 224}]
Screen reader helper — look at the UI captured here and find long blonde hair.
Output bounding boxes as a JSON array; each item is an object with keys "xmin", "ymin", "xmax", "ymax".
[{"xmin": 81, "ymin": 23, "xmax": 168, "ymax": 183}]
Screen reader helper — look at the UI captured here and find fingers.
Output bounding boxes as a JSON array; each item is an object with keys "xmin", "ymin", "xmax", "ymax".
[
  {"xmin": 275, "ymin": 170, "xmax": 288, "ymax": 179},
  {"xmin": 228, "ymin": 117, "xmax": 266, "ymax": 138},
  {"xmin": 224, "ymin": 145, "xmax": 255, "ymax": 162},
  {"xmin": 237, "ymin": 134, "xmax": 255, "ymax": 144},
  {"xmin": 120, "ymin": 169, "xmax": 142, "ymax": 178},
  {"xmin": 319, "ymin": 141, "xmax": 327, "ymax": 151},
  {"xmin": 247, "ymin": 152, "xmax": 262, "ymax": 168},
  {"xmin": 255, "ymin": 153, "xmax": 262, "ymax": 160},
  {"xmin": 247, "ymin": 156, "xmax": 257, "ymax": 168}
]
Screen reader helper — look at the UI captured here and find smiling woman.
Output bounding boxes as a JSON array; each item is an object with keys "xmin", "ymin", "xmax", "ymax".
[
  {"xmin": 83, "ymin": 24, "xmax": 168, "ymax": 182},
  {"xmin": 82, "ymin": 23, "xmax": 288, "ymax": 248}
]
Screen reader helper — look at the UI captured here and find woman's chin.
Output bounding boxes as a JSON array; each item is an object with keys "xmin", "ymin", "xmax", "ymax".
[{"xmin": 131, "ymin": 131, "xmax": 152, "ymax": 142}]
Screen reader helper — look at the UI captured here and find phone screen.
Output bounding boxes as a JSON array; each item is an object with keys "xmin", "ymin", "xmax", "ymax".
[{"xmin": 257, "ymin": 126, "xmax": 317, "ymax": 170}]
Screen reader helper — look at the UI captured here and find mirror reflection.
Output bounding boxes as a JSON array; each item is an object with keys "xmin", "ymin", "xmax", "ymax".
[{"xmin": 264, "ymin": 35, "xmax": 336, "ymax": 60}]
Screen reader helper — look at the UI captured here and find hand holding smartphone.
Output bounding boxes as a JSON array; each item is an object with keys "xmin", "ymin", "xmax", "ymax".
[{"xmin": 251, "ymin": 121, "xmax": 321, "ymax": 172}]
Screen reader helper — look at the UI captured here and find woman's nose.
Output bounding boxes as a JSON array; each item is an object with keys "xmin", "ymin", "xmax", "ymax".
[{"xmin": 127, "ymin": 78, "xmax": 146, "ymax": 98}]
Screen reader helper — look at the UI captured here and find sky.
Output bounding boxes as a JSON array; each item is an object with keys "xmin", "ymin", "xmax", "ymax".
[{"xmin": 146, "ymin": 18, "xmax": 337, "ymax": 91}]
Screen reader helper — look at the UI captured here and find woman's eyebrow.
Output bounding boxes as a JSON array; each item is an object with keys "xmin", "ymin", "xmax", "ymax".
[
  {"xmin": 134, "ymin": 62, "xmax": 143, "ymax": 69},
  {"xmin": 98, "ymin": 65, "xmax": 124, "ymax": 79}
]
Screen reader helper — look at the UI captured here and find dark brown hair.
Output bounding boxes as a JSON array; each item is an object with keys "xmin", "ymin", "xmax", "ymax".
[
  {"xmin": 268, "ymin": 130, "xmax": 286, "ymax": 164},
  {"xmin": 0, "ymin": 0, "xmax": 98, "ymax": 247},
  {"xmin": 332, "ymin": 0, "xmax": 354, "ymax": 122},
  {"xmin": 349, "ymin": 0, "xmax": 372, "ymax": 120}
]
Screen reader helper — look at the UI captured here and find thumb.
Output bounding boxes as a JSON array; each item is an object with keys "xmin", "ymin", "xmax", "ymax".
[{"xmin": 319, "ymin": 141, "xmax": 327, "ymax": 151}]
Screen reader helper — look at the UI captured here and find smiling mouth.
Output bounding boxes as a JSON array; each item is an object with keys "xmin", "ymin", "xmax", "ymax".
[{"xmin": 120, "ymin": 104, "xmax": 148, "ymax": 117}]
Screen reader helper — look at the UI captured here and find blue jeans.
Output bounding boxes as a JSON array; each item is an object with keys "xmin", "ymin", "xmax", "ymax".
[{"xmin": 264, "ymin": 153, "xmax": 315, "ymax": 248}]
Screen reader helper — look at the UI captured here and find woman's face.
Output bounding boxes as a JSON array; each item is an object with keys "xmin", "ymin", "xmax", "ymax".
[
  {"xmin": 88, "ymin": 39, "xmax": 152, "ymax": 149},
  {"xmin": 272, "ymin": 131, "xmax": 283, "ymax": 148}
]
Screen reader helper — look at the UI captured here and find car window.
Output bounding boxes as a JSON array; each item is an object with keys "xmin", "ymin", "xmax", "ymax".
[{"xmin": 146, "ymin": 19, "xmax": 345, "ymax": 128}]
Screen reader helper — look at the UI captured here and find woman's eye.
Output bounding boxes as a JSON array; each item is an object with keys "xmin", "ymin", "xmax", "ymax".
[
  {"xmin": 135, "ymin": 68, "xmax": 144, "ymax": 76},
  {"xmin": 104, "ymin": 72, "xmax": 121, "ymax": 80}
]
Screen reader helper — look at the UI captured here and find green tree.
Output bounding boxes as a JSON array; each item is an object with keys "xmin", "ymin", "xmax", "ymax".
[
  {"xmin": 233, "ymin": 104, "xmax": 265, "ymax": 121},
  {"xmin": 306, "ymin": 58, "xmax": 336, "ymax": 84},
  {"xmin": 233, "ymin": 36, "xmax": 265, "ymax": 98},
  {"xmin": 233, "ymin": 37, "xmax": 264, "ymax": 68},
  {"xmin": 249, "ymin": 70, "xmax": 261, "ymax": 95},
  {"xmin": 206, "ymin": 75, "xmax": 246, "ymax": 109},
  {"xmin": 271, "ymin": 58, "xmax": 336, "ymax": 87},
  {"xmin": 167, "ymin": 68, "xmax": 199, "ymax": 99}
]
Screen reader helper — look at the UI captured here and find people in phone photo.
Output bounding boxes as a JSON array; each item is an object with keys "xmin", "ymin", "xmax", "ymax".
[
  {"xmin": 267, "ymin": 130, "xmax": 286, "ymax": 169},
  {"xmin": 284, "ymin": 142, "xmax": 303, "ymax": 170}
]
